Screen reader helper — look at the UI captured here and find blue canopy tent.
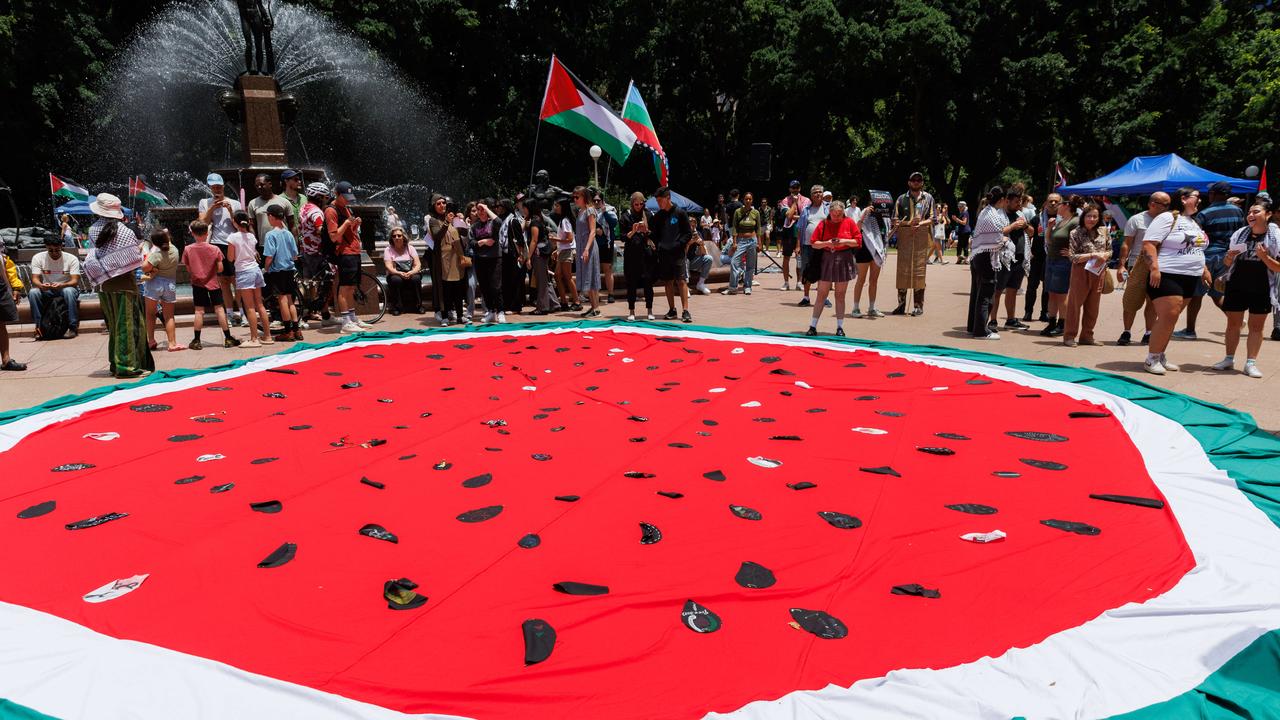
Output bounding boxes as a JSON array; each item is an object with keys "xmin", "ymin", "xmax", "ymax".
[
  {"xmin": 645, "ymin": 190, "xmax": 703, "ymax": 214},
  {"xmin": 1058, "ymin": 153, "xmax": 1258, "ymax": 195},
  {"xmin": 53, "ymin": 197, "xmax": 135, "ymax": 218}
]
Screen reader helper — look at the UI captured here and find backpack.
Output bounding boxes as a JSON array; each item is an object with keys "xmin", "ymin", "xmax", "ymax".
[
  {"xmin": 39, "ymin": 292, "xmax": 70, "ymax": 340},
  {"xmin": 319, "ymin": 207, "xmax": 342, "ymax": 260}
]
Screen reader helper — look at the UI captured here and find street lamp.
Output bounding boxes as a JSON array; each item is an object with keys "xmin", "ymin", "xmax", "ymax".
[{"xmin": 589, "ymin": 145, "xmax": 602, "ymax": 188}]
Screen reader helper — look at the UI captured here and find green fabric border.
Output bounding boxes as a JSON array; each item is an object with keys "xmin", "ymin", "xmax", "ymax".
[
  {"xmin": 3, "ymin": 320, "xmax": 1278, "ymax": 719},
  {"xmin": 0, "ymin": 700, "xmax": 57, "ymax": 720}
]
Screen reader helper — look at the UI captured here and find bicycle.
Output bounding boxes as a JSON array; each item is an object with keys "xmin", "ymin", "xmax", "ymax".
[{"xmin": 295, "ymin": 260, "xmax": 386, "ymax": 327}]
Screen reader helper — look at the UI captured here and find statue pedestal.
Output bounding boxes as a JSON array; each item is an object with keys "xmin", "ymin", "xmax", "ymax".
[{"xmin": 236, "ymin": 75, "xmax": 287, "ymax": 166}]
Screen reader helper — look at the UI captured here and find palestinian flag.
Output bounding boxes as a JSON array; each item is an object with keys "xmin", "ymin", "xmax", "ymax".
[
  {"xmin": 540, "ymin": 56, "xmax": 636, "ymax": 165},
  {"xmin": 128, "ymin": 177, "xmax": 169, "ymax": 205},
  {"xmin": 49, "ymin": 174, "xmax": 89, "ymax": 201},
  {"xmin": 621, "ymin": 81, "xmax": 669, "ymax": 185}
]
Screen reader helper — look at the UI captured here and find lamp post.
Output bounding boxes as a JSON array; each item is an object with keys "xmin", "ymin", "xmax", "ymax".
[{"xmin": 589, "ymin": 145, "xmax": 602, "ymax": 188}]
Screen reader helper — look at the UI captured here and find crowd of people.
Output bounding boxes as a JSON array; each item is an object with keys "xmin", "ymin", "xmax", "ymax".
[{"xmin": 2, "ymin": 171, "xmax": 1278, "ymax": 382}]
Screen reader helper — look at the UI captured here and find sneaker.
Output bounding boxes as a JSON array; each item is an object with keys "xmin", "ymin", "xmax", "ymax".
[
  {"xmin": 1172, "ymin": 328, "xmax": 1197, "ymax": 340},
  {"xmin": 626, "ymin": 313, "xmax": 636, "ymax": 321},
  {"xmin": 1272, "ymin": 327, "xmax": 1280, "ymax": 341},
  {"xmin": 867, "ymin": 308, "xmax": 885, "ymax": 318},
  {"xmin": 223, "ymin": 337, "xmax": 241, "ymax": 348},
  {"xmin": 1080, "ymin": 338, "xmax": 1103, "ymax": 346},
  {"xmin": 356, "ymin": 319, "xmax": 374, "ymax": 329},
  {"xmin": 260, "ymin": 336, "xmax": 276, "ymax": 345},
  {"xmin": 744, "ymin": 288, "xmax": 752, "ymax": 295},
  {"xmin": 721, "ymin": 288, "xmax": 737, "ymax": 295},
  {"xmin": 188, "ymin": 339, "xmax": 203, "ymax": 351},
  {"xmin": 482, "ymin": 311, "xmax": 494, "ymax": 323},
  {"xmin": 753, "ymin": 280, "xmax": 761, "ymax": 286},
  {"xmin": 341, "ymin": 323, "xmax": 364, "ymax": 334},
  {"xmin": 1140, "ymin": 331, "xmax": 1151, "ymax": 345},
  {"xmin": 66, "ymin": 328, "xmax": 78, "ymax": 339},
  {"xmin": 681, "ymin": 310, "xmax": 692, "ymax": 324},
  {"xmin": 463, "ymin": 316, "xmax": 474, "ymax": 325},
  {"xmin": 646, "ymin": 313, "xmax": 656, "ymax": 321},
  {"xmin": 850, "ymin": 309, "xmax": 863, "ymax": 318},
  {"xmin": 1038, "ymin": 312, "xmax": 1050, "ymax": 323},
  {"xmin": 293, "ymin": 330, "xmax": 305, "ymax": 342},
  {"xmin": 1211, "ymin": 357, "xmax": 1235, "ymax": 371},
  {"xmin": 321, "ymin": 316, "xmax": 342, "ymax": 327},
  {"xmin": 804, "ymin": 327, "xmax": 818, "ymax": 336},
  {"xmin": 664, "ymin": 308, "xmax": 678, "ymax": 320},
  {"xmin": 1004, "ymin": 319, "xmax": 1030, "ymax": 330},
  {"xmin": 1117, "ymin": 331, "xmax": 1132, "ymax": 346},
  {"xmin": 1, "ymin": 359, "xmax": 27, "ymax": 371},
  {"xmin": 781, "ymin": 281, "xmax": 791, "ymax": 291},
  {"xmin": 835, "ymin": 327, "xmax": 846, "ymax": 337},
  {"xmin": 978, "ymin": 332, "xmax": 1001, "ymax": 340},
  {"xmin": 298, "ymin": 320, "xmax": 311, "ymax": 330},
  {"xmin": 824, "ymin": 298, "xmax": 832, "ymax": 308},
  {"xmin": 497, "ymin": 312, "xmax": 507, "ymax": 324},
  {"xmin": 240, "ymin": 339, "xmax": 262, "ymax": 349},
  {"xmin": 1144, "ymin": 359, "xmax": 1166, "ymax": 375},
  {"xmin": 440, "ymin": 319, "xmax": 450, "ymax": 327},
  {"xmin": 1021, "ymin": 312, "xmax": 1034, "ymax": 322},
  {"xmin": 911, "ymin": 307, "xmax": 924, "ymax": 316},
  {"xmin": 798, "ymin": 297, "xmax": 811, "ymax": 307},
  {"xmin": 270, "ymin": 320, "xmax": 284, "ymax": 331},
  {"xmin": 1063, "ymin": 338, "xmax": 1078, "ymax": 347},
  {"xmin": 606, "ymin": 295, "xmax": 615, "ymax": 304},
  {"xmin": 1048, "ymin": 321, "xmax": 1065, "ymax": 338},
  {"xmin": 580, "ymin": 308, "xmax": 601, "ymax": 318},
  {"xmin": 697, "ymin": 285, "xmax": 711, "ymax": 295},
  {"xmin": 1161, "ymin": 355, "xmax": 1180, "ymax": 372},
  {"xmin": 891, "ymin": 305, "xmax": 907, "ymax": 315},
  {"xmin": 1244, "ymin": 363, "xmax": 1263, "ymax": 379}
]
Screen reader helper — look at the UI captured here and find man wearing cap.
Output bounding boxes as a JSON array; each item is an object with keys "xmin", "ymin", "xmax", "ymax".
[
  {"xmin": 651, "ymin": 186, "xmax": 695, "ymax": 323},
  {"xmin": 892, "ymin": 171, "xmax": 935, "ymax": 315},
  {"xmin": 198, "ymin": 173, "xmax": 244, "ymax": 322},
  {"xmin": 788, "ymin": 184, "xmax": 828, "ymax": 307},
  {"xmin": 27, "ymin": 235, "xmax": 82, "ymax": 339},
  {"xmin": 778, "ymin": 180, "xmax": 809, "ymax": 291},
  {"xmin": 1176, "ymin": 180, "xmax": 1244, "ymax": 340},
  {"xmin": 280, "ymin": 169, "xmax": 306, "ymax": 219},
  {"xmin": 325, "ymin": 181, "xmax": 369, "ymax": 333}
]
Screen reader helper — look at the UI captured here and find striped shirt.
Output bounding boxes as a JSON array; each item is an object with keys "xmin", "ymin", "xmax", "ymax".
[{"xmin": 1197, "ymin": 201, "xmax": 1245, "ymax": 253}]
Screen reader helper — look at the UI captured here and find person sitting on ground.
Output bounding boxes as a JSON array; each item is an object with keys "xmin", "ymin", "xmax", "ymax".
[
  {"xmin": 263, "ymin": 204, "xmax": 301, "ymax": 341},
  {"xmin": 1, "ymin": 250, "xmax": 26, "ymax": 370},
  {"xmin": 141, "ymin": 228, "xmax": 183, "ymax": 352},
  {"xmin": 181, "ymin": 220, "xmax": 239, "ymax": 350},
  {"xmin": 383, "ymin": 226, "xmax": 422, "ymax": 316},
  {"xmin": 804, "ymin": 200, "xmax": 862, "ymax": 337},
  {"xmin": 227, "ymin": 210, "xmax": 273, "ymax": 348},
  {"xmin": 1143, "ymin": 187, "xmax": 1210, "ymax": 375},
  {"xmin": 686, "ymin": 215, "xmax": 713, "ymax": 295},
  {"xmin": 1212, "ymin": 203, "xmax": 1280, "ymax": 378},
  {"xmin": 28, "ymin": 235, "xmax": 82, "ymax": 339},
  {"xmin": 1061, "ymin": 203, "xmax": 1112, "ymax": 347}
]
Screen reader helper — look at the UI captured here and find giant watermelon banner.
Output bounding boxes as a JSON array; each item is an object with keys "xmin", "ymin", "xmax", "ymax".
[{"xmin": 1, "ymin": 322, "xmax": 1278, "ymax": 719}]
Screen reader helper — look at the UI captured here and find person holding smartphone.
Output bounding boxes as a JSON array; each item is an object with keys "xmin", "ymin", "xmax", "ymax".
[{"xmin": 198, "ymin": 173, "xmax": 244, "ymax": 324}]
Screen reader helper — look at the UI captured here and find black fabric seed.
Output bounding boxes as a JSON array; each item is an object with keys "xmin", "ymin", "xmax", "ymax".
[
  {"xmin": 192, "ymin": 417, "xmax": 223, "ymax": 424},
  {"xmin": 485, "ymin": 447, "xmax": 502, "ymax": 452},
  {"xmin": 266, "ymin": 367, "xmax": 298, "ymax": 375},
  {"xmin": 657, "ymin": 336, "xmax": 684, "ymax": 343},
  {"xmin": 497, "ymin": 428, "xmax": 512, "ymax": 435},
  {"xmin": 462, "ymin": 473, "xmax": 493, "ymax": 488},
  {"xmin": 770, "ymin": 435, "xmax": 803, "ymax": 441},
  {"xmin": 483, "ymin": 419, "xmax": 508, "ymax": 427},
  {"xmin": 1042, "ymin": 519, "xmax": 1101, "ymax": 535},
  {"xmin": 210, "ymin": 483, "xmax": 235, "ymax": 493},
  {"xmin": 946, "ymin": 503, "xmax": 998, "ymax": 515},
  {"xmin": 378, "ymin": 398, "xmax": 394, "ymax": 404},
  {"xmin": 887, "ymin": 372, "xmax": 906, "ymax": 378},
  {"xmin": 554, "ymin": 495, "xmax": 580, "ymax": 502},
  {"xmin": 669, "ymin": 442, "xmax": 692, "ymax": 448},
  {"xmin": 966, "ymin": 379, "xmax": 993, "ymax": 385},
  {"xmin": 427, "ymin": 353, "xmax": 445, "ymax": 360},
  {"xmin": 523, "ymin": 618, "xmax": 557, "ymax": 665},
  {"xmin": 364, "ymin": 353, "xmax": 385, "ymax": 359},
  {"xmin": 891, "ymin": 583, "xmax": 941, "ymax": 599},
  {"xmin": 17, "ymin": 500, "xmax": 55, "ymax": 519},
  {"xmin": 629, "ymin": 437, "xmax": 647, "ymax": 443},
  {"xmin": 696, "ymin": 431, "xmax": 711, "ymax": 437},
  {"xmin": 340, "ymin": 381, "xmax": 363, "ymax": 389},
  {"xmin": 553, "ymin": 582, "xmax": 608, "ymax": 595},
  {"xmin": 289, "ymin": 424, "xmax": 312, "ymax": 431},
  {"xmin": 359, "ymin": 523, "xmax": 398, "ymax": 543},
  {"xmin": 129, "ymin": 403, "xmax": 172, "ymax": 413},
  {"xmin": 787, "ymin": 482, "xmax": 817, "ymax": 491},
  {"xmin": 1070, "ymin": 410, "xmax": 1111, "ymax": 418},
  {"xmin": 250, "ymin": 500, "xmax": 282, "ymax": 514},
  {"xmin": 855, "ymin": 395, "xmax": 878, "ymax": 401},
  {"xmin": 876, "ymin": 410, "xmax": 905, "ymax": 417},
  {"xmin": 729, "ymin": 504, "xmax": 762, "ymax": 521},
  {"xmin": 845, "ymin": 363, "xmax": 866, "ymax": 368},
  {"xmin": 419, "ymin": 412, "xmax": 433, "ymax": 418},
  {"xmin": 175, "ymin": 474, "xmax": 204, "ymax": 485},
  {"xmin": 760, "ymin": 356, "xmax": 781, "ymax": 363},
  {"xmin": 361, "ymin": 477, "xmax": 385, "ymax": 489},
  {"xmin": 518, "ymin": 533, "xmax": 541, "ymax": 549},
  {"xmin": 770, "ymin": 368, "xmax": 796, "ymax": 376},
  {"xmin": 935, "ymin": 432, "xmax": 970, "ymax": 441},
  {"xmin": 532, "ymin": 453, "xmax": 552, "ymax": 461},
  {"xmin": 1006, "ymin": 431, "xmax": 1069, "ymax": 443},
  {"xmin": 1089, "ymin": 494, "xmax": 1165, "ymax": 509},
  {"xmin": 533, "ymin": 414, "xmax": 549, "ymax": 420},
  {"xmin": 258, "ymin": 542, "xmax": 296, "ymax": 568},
  {"xmin": 1021, "ymin": 458, "xmax": 1068, "ymax": 471},
  {"xmin": 52, "ymin": 463, "xmax": 94, "ymax": 472},
  {"xmin": 384, "ymin": 578, "xmax": 427, "ymax": 610},
  {"xmin": 753, "ymin": 417, "xmax": 776, "ymax": 423},
  {"xmin": 691, "ymin": 398, "xmax": 710, "ymax": 403},
  {"xmin": 640, "ymin": 522, "xmax": 663, "ymax": 544},
  {"xmin": 723, "ymin": 375, "xmax": 741, "ymax": 381},
  {"xmin": 657, "ymin": 491, "xmax": 684, "ymax": 499},
  {"xmin": 250, "ymin": 457, "xmax": 278, "ymax": 465},
  {"xmin": 434, "ymin": 460, "xmax": 453, "ymax": 470},
  {"xmin": 682, "ymin": 600, "xmax": 722, "ymax": 633},
  {"xmin": 992, "ymin": 471, "xmax": 1022, "ymax": 478},
  {"xmin": 1017, "ymin": 393, "xmax": 1042, "ymax": 398},
  {"xmin": 399, "ymin": 454, "xmax": 417, "ymax": 461},
  {"xmin": 457, "ymin": 506, "xmax": 504, "ymax": 523},
  {"xmin": 325, "ymin": 371, "xmax": 344, "ymax": 376},
  {"xmin": 262, "ymin": 392, "xmax": 286, "ymax": 399},
  {"xmin": 207, "ymin": 386, "xmax": 233, "ymax": 391},
  {"xmin": 65, "ymin": 512, "xmax": 128, "ymax": 530},
  {"xmin": 548, "ymin": 426, "xmax": 565, "ymax": 432},
  {"xmin": 790, "ymin": 608, "xmax": 847, "ymax": 639},
  {"xmin": 703, "ymin": 420, "xmax": 719, "ymax": 426},
  {"xmin": 454, "ymin": 343, "xmax": 473, "ymax": 350},
  {"xmin": 735, "ymin": 561, "xmax": 776, "ymax": 589},
  {"xmin": 917, "ymin": 446, "xmax": 956, "ymax": 456},
  {"xmin": 860, "ymin": 466, "xmax": 901, "ymax": 477},
  {"xmin": 627, "ymin": 415, "xmax": 649, "ymax": 423},
  {"xmin": 818, "ymin": 511, "xmax": 862, "ymax": 529},
  {"xmin": 805, "ymin": 408, "xmax": 827, "ymax": 414},
  {"xmin": 779, "ymin": 391, "xmax": 792, "ymax": 397},
  {"xmin": 703, "ymin": 470, "xmax": 726, "ymax": 482},
  {"xmin": 624, "ymin": 471, "xmax": 655, "ymax": 479}
]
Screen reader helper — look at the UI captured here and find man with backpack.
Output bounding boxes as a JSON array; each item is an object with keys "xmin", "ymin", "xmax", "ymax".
[
  {"xmin": 27, "ymin": 235, "xmax": 82, "ymax": 339},
  {"xmin": 298, "ymin": 182, "xmax": 335, "ymax": 326}
]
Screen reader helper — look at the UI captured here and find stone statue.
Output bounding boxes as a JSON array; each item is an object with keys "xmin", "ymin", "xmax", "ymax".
[
  {"xmin": 237, "ymin": 0, "xmax": 276, "ymax": 76},
  {"xmin": 527, "ymin": 169, "xmax": 570, "ymax": 207}
]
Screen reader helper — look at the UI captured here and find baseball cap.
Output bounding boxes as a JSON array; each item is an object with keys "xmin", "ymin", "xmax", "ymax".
[
  {"xmin": 822, "ymin": 191, "xmax": 833, "ymax": 200},
  {"xmin": 1210, "ymin": 180, "xmax": 1232, "ymax": 194},
  {"xmin": 206, "ymin": 173, "xmax": 225, "ymax": 186},
  {"xmin": 909, "ymin": 171, "xmax": 924, "ymax": 181},
  {"xmin": 334, "ymin": 180, "xmax": 356, "ymax": 203},
  {"xmin": 280, "ymin": 169, "xmax": 301, "ymax": 181},
  {"xmin": 305, "ymin": 181, "xmax": 331, "ymax": 198},
  {"xmin": 788, "ymin": 179, "xmax": 801, "ymax": 189}
]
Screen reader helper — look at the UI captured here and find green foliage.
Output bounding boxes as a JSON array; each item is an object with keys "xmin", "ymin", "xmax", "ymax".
[{"xmin": 0, "ymin": 0, "xmax": 1275, "ymax": 221}]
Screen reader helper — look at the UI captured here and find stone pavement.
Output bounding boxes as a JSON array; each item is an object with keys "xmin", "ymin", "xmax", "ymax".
[{"xmin": 4, "ymin": 253, "xmax": 1277, "ymax": 433}]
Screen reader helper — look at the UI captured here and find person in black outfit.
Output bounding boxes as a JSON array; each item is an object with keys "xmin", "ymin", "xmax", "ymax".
[
  {"xmin": 620, "ymin": 192, "xmax": 657, "ymax": 320},
  {"xmin": 497, "ymin": 198, "xmax": 527, "ymax": 315},
  {"xmin": 471, "ymin": 199, "xmax": 504, "ymax": 323},
  {"xmin": 1024, "ymin": 192, "xmax": 1058, "ymax": 322},
  {"xmin": 651, "ymin": 186, "xmax": 694, "ymax": 323}
]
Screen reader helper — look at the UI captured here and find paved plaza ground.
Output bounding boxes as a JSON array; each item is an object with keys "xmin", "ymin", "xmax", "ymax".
[{"xmin": 4, "ymin": 252, "xmax": 1277, "ymax": 434}]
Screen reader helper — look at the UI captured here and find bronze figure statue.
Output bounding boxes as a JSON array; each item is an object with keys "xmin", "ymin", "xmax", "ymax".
[{"xmin": 237, "ymin": 0, "xmax": 276, "ymax": 76}]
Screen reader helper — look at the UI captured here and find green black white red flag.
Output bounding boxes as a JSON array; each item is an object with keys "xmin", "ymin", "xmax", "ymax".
[
  {"xmin": 128, "ymin": 177, "xmax": 169, "ymax": 205},
  {"xmin": 539, "ymin": 56, "xmax": 636, "ymax": 165},
  {"xmin": 49, "ymin": 174, "xmax": 89, "ymax": 201},
  {"xmin": 621, "ymin": 81, "xmax": 668, "ymax": 185}
]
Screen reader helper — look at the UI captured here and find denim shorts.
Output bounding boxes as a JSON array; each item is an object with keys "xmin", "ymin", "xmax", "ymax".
[
  {"xmin": 1044, "ymin": 257, "xmax": 1072, "ymax": 294},
  {"xmin": 235, "ymin": 266, "xmax": 265, "ymax": 291},
  {"xmin": 142, "ymin": 276, "xmax": 177, "ymax": 303}
]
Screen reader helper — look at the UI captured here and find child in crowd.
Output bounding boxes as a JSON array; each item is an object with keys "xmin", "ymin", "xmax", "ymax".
[
  {"xmin": 180, "ymin": 221, "xmax": 239, "ymax": 349},
  {"xmin": 262, "ymin": 204, "xmax": 302, "ymax": 341},
  {"xmin": 227, "ymin": 211, "xmax": 273, "ymax": 348},
  {"xmin": 141, "ymin": 228, "xmax": 183, "ymax": 352}
]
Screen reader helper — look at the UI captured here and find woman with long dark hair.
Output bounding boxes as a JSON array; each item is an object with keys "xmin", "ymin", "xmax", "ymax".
[
  {"xmin": 499, "ymin": 198, "xmax": 527, "ymax": 316},
  {"xmin": 471, "ymin": 199, "xmax": 504, "ymax": 323},
  {"xmin": 382, "ymin": 227, "xmax": 422, "ymax": 315},
  {"xmin": 437, "ymin": 204, "xmax": 470, "ymax": 327},
  {"xmin": 620, "ymin": 191, "xmax": 657, "ymax": 320},
  {"xmin": 1212, "ymin": 203, "xmax": 1280, "ymax": 378},
  {"xmin": 1040, "ymin": 194, "xmax": 1084, "ymax": 337},
  {"xmin": 552, "ymin": 198, "xmax": 579, "ymax": 312},
  {"xmin": 573, "ymin": 186, "xmax": 602, "ymax": 318},
  {"xmin": 85, "ymin": 194, "xmax": 153, "ymax": 376},
  {"xmin": 524, "ymin": 198, "xmax": 558, "ymax": 315},
  {"xmin": 425, "ymin": 194, "xmax": 449, "ymax": 320},
  {"xmin": 1061, "ymin": 203, "xmax": 1111, "ymax": 346},
  {"xmin": 966, "ymin": 186, "xmax": 1026, "ymax": 340},
  {"xmin": 1143, "ymin": 187, "xmax": 1210, "ymax": 374}
]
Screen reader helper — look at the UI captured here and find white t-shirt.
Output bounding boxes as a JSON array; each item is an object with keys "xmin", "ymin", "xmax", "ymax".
[
  {"xmin": 227, "ymin": 231, "xmax": 259, "ymax": 272},
  {"xmin": 1124, "ymin": 211, "xmax": 1155, "ymax": 265},
  {"xmin": 1144, "ymin": 212, "xmax": 1207, "ymax": 277},
  {"xmin": 557, "ymin": 218, "xmax": 574, "ymax": 251},
  {"xmin": 198, "ymin": 197, "xmax": 243, "ymax": 246},
  {"xmin": 31, "ymin": 250, "xmax": 82, "ymax": 285}
]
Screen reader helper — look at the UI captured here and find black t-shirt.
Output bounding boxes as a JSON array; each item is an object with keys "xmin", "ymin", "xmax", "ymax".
[
  {"xmin": 724, "ymin": 200, "xmax": 743, "ymax": 226},
  {"xmin": 652, "ymin": 205, "xmax": 691, "ymax": 251},
  {"xmin": 620, "ymin": 209, "xmax": 653, "ymax": 252}
]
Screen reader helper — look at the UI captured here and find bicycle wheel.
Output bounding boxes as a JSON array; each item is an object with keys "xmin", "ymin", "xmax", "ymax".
[{"xmin": 353, "ymin": 271, "xmax": 387, "ymax": 325}]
